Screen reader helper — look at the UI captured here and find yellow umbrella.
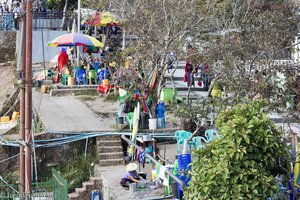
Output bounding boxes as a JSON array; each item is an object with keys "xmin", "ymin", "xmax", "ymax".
[{"xmin": 85, "ymin": 11, "xmax": 120, "ymax": 27}]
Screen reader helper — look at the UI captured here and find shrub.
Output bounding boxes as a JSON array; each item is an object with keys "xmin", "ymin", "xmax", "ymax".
[{"xmin": 185, "ymin": 101, "xmax": 288, "ymax": 199}]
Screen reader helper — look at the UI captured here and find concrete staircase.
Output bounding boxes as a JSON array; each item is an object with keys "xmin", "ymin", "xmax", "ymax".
[
  {"xmin": 164, "ymin": 61, "xmax": 209, "ymax": 100},
  {"xmin": 68, "ymin": 177, "xmax": 102, "ymax": 200},
  {"xmin": 97, "ymin": 136, "xmax": 125, "ymax": 167}
]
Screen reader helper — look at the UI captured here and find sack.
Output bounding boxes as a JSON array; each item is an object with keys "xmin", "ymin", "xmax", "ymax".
[
  {"xmin": 183, "ymin": 74, "xmax": 187, "ymax": 82},
  {"xmin": 198, "ymin": 81, "xmax": 203, "ymax": 87}
]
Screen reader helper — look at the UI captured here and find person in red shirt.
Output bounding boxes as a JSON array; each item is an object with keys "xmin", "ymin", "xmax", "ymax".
[
  {"xmin": 185, "ymin": 62, "xmax": 198, "ymax": 87},
  {"xmin": 57, "ymin": 48, "xmax": 69, "ymax": 74}
]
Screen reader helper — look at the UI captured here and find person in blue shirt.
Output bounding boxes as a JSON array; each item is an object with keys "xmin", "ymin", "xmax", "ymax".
[{"xmin": 120, "ymin": 163, "xmax": 142, "ymax": 187}]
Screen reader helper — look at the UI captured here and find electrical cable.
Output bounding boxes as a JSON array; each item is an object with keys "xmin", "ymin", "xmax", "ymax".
[{"xmin": 0, "ymin": 153, "xmax": 20, "ymax": 163}]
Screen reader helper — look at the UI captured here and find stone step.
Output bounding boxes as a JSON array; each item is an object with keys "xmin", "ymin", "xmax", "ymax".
[
  {"xmin": 90, "ymin": 177, "xmax": 102, "ymax": 188},
  {"xmin": 68, "ymin": 192, "xmax": 80, "ymax": 200},
  {"xmin": 75, "ymin": 187, "xmax": 86, "ymax": 194},
  {"xmin": 83, "ymin": 181, "xmax": 95, "ymax": 191},
  {"xmin": 99, "ymin": 158, "xmax": 124, "ymax": 167},
  {"xmin": 165, "ymin": 80, "xmax": 209, "ymax": 90},
  {"xmin": 99, "ymin": 152, "xmax": 124, "ymax": 160},
  {"xmin": 98, "ymin": 146, "xmax": 123, "ymax": 153},
  {"xmin": 96, "ymin": 135, "xmax": 121, "ymax": 141},
  {"xmin": 97, "ymin": 140, "xmax": 121, "ymax": 146}
]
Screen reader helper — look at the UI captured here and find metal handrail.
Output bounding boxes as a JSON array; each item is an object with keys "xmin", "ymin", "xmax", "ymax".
[{"xmin": 121, "ymin": 134, "xmax": 185, "ymax": 189}]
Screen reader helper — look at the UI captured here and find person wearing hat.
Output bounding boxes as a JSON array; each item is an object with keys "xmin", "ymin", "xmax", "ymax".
[{"xmin": 120, "ymin": 163, "xmax": 142, "ymax": 187}]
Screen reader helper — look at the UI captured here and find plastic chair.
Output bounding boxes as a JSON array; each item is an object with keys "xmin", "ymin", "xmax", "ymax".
[
  {"xmin": 75, "ymin": 69, "xmax": 86, "ymax": 85},
  {"xmin": 205, "ymin": 129, "xmax": 220, "ymax": 142},
  {"xmin": 174, "ymin": 130, "xmax": 195, "ymax": 153},
  {"xmin": 155, "ymin": 102, "xmax": 165, "ymax": 128},
  {"xmin": 127, "ymin": 112, "xmax": 134, "ymax": 130},
  {"xmin": 87, "ymin": 70, "xmax": 97, "ymax": 85},
  {"xmin": 192, "ymin": 136, "xmax": 207, "ymax": 150},
  {"xmin": 61, "ymin": 74, "xmax": 69, "ymax": 85}
]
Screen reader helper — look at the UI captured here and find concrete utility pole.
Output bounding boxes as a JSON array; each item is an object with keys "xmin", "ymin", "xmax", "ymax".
[
  {"xmin": 20, "ymin": 0, "xmax": 26, "ymax": 197},
  {"xmin": 77, "ymin": 0, "xmax": 80, "ymax": 65},
  {"xmin": 25, "ymin": 0, "xmax": 32, "ymax": 196}
]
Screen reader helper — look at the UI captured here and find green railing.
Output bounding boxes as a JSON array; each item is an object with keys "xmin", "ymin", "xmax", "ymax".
[
  {"xmin": 52, "ymin": 168, "xmax": 68, "ymax": 200},
  {"xmin": 0, "ymin": 168, "xmax": 68, "ymax": 199}
]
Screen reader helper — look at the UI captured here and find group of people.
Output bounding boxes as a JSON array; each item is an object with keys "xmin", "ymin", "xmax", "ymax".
[{"xmin": 56, "ymin": 48, "xmax": 111, "ymax": 84}]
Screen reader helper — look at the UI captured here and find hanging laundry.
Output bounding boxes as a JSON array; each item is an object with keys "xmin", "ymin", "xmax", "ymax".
[
  {"xmin": 158, "ymin": 165, "xmax": 169, "ymax": 186},
  {"xmin": 136, "ymin": 148, "xmax": 146, "ymax": 168}
]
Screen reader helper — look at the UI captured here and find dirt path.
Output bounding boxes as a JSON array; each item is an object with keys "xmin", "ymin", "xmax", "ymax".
[{"xmin": 0, "ymin": 66, "xmax": 16, "ymax": 109}]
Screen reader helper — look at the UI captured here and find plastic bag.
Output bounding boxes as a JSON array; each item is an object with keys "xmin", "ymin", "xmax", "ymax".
[{"xmin": 183, "ymin": 74, "xmax": 187, "ymax": 82}]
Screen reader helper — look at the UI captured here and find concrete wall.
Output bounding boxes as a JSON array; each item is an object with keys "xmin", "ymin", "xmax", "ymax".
[
  {"xmin": 16, "ymin": 30, "xmax": 68, "ymax": 65},
  {"xmin": 0, "ymin": 31, "xmax": 16, "ymax": 63}
]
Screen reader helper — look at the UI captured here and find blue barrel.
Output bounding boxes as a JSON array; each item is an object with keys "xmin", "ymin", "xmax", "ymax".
[
  {"xmin": 91, "ymin": 190, "xmax": 100, "ymax": 200},
  {"xmin": 177, "ymin": 154, "xmax": 192, "ymax": 192}
]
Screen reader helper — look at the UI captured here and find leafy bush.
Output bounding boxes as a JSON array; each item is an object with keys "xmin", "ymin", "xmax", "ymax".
[
  {"xmin": 60, "ymin": 153, "xmax": 95, "ymax": 193},
  {"xmin": 185, "ymin": 101, "xmax": 288, "ymax": 199}
]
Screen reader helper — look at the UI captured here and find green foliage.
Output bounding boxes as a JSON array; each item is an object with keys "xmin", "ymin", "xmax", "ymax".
[
  {"xmin": 185, "ymin": 101, "xmax": 288, "ymax": 199},
  {"xmin": 59, "ymin": 153, "xmax": 96, "ymax": 193}
]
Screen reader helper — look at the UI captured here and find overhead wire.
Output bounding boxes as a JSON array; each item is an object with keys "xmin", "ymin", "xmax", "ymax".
[{"xmin": 0, "ymin": 153, "xmax": 21, "ymax": 163}]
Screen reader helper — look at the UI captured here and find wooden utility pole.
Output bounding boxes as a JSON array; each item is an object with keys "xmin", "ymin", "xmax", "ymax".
[
  {"xmin": 25, "ymin": 0, "xmax": 32, "ymax": 196},
  {"xmin": 19, "ymin": 0, "xmax": 26, "ymax": 197}
]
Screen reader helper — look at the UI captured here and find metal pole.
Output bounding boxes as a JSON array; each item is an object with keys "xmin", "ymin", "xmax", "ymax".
[
  {"xmin": 25, "ymin": 0, "xmax": 32, "ymax": 196},
  {"xmin": 20, "ymin": 0, "xmax": 26, "ymax": 197},
  {"xmin": 120, "ymin": 135, "xmax": 185, "ymax": 189},
  {"xmin": 76, "ymin": 0, "xmax": 80, "ymax": 66}
]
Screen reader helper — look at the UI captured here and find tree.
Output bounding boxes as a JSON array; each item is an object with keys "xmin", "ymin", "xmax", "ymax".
[
  {"xmin": 125, "ymin": 0, "xmax": 208, "ymax": 97},
  {"xmin": 185, "ymin": 101, "xmax": 289, "ymax": 199},
  {"xmin": 193, "ymin": 0, "xmax": 299, "ymax": 102}
]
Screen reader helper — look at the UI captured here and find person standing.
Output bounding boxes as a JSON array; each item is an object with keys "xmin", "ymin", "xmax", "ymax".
[
  {"xmin": 57, "ymin": 48, "xmax": 69, "ymax": 74},
  {"xmin": 185, "ymin": 62, "xmax": 197, "ymax": 87}
]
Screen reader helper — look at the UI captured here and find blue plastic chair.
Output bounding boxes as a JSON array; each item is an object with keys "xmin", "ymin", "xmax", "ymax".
[
  {"xmin": 205, "ymin": 129, "xmax": 220, "ymax": 142},
  {"xmin": 174, "ymin": 130, "xmax": 195, "ymax": 153},
  {"xmin": 192, "ymin": 136, "xmax": 207, "ymax": 150},
  {"xmin": 75, "ymin": 69, "xmax": 86, "ymax": 85},
  {"xmin": 155, "ymin": 102, "xmax": 165, "ymax": 128}
]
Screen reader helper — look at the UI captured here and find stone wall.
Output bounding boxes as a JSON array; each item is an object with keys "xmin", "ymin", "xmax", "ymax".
[
  {"xmin": 0, "ymin": 31, "xmax": 16, "ymax": 63},
  {"xmin": 0, "ymin": 133, "xmax": 96, "ymax": 176}
]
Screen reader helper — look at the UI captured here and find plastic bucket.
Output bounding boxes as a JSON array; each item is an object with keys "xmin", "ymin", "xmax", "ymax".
[
  {"xmin": 141, "ymin": 113, "xmax": 149, "ymax": 129},
  {"xmin": 142, "ymin": 134, "xmax": 151, "ymax": 141},
  {"xmin": 103, "ymin": 79, "xmax": 109, "ymax": 86},
  {"xmin": 12, "ymin": 111, "xmax": 19, "ymax": 121},
  {"xmin": 129, "ymin": 183, "xmax": 136, "ymax": 193},
  {"xmin": 68, "ymin": 77, "xmax": 74, "ymax": 86},
  {"xmin": 118, "ymin": 117, "xmax": 124, "ymax": 124},
  {"xmin": 149, "ymin": 118, "xmax": 157, "ymax": 130},
  {"xmin": 41, "ymin": 85, "xmax": 48, "ymax": 94},
  {"xmin": 138, "ymin": 172, "xmax": 147, "ymax": 180}
]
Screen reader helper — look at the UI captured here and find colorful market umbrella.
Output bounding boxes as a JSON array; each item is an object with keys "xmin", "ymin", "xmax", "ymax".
[
  {"xmin": 47, "ymin": 33, "xmax": 104, "ymax": 47},
  {"xmin": 85, "ymin": 11, "xmax": 120, "ymax": 27}
]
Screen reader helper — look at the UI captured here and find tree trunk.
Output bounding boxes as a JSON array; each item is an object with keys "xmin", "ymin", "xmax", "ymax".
[
  {"xmin": 61, "ymin": 0, "xmax": 69, "ymax": 30},
  {"xmin": 122, "ymin": 28, "xmax": 126, "ymax": 50},
  {"xmin": 156, "ymin": 53, "xmax": 167, "ymax": 97}
]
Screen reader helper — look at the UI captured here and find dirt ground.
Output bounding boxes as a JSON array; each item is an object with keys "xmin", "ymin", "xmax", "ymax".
[{"xmin": 0, "ymin": 66, "xmax": 16, "ymax": 110}]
